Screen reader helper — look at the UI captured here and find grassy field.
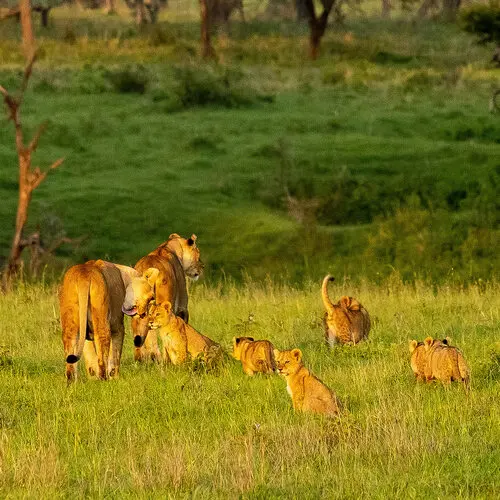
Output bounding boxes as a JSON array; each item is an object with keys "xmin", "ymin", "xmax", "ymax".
[
  {"xmin": 0, "ymin": 6, "xmax": 499, "ymax": 283},
  {"xmin": 0, "ymin": 279, "xmax": 499, "ymax": 497}
]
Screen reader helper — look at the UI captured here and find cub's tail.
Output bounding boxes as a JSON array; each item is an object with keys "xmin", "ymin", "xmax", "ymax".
[{"xmin": 321, "ymin": 275, "xmax": 336, "ymax": 317}]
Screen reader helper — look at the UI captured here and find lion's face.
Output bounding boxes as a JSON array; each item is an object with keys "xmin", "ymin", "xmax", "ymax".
[
  {"xmin": 167, "ymin": 233, "xmax": 204, "ymax": 280},
  {"xmin": 274, "ymin": 348, "xmax": 302, "ymax": 376},
  {"xmin": 232, "ymin": 336, "xmax": 254, "ymax": 360},
  {"xmin": 122, "ymin": 268, "xmax": 159, "ymax": 318},
  {"xmin": 147, "ymin": 302, "xmax": 173, "ymax": 329}
]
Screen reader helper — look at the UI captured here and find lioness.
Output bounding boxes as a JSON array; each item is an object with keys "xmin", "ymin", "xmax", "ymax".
[
  {"xmin": 322, "ymin": 275, "xmax": 370, "ymax": 346},
  {"xmin": 274, "ymin": 348, "xmax": 341, "ymax": 417},
  {"xmin": 148, "ymin": 301, "xmax": 222, "ymax": 366},
  {"xmin": 60, "ymin": 260, "xmax": 158, "ymax": 382},
  {"xmin": 423, "ymin": 336, "xmax": 470, "ymax": 388},
  {"xmin": 129, "ymin": 233, "xmax": 204, "ymax": 362},
  {"xmin": 232, "ymin": 337, "xmax": 275, "ymax": 376}
]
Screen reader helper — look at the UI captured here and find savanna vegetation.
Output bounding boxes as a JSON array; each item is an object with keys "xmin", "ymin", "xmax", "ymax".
[{"xmin": 0, "ymin": 0, "xmax": 499, "ymax": 497}]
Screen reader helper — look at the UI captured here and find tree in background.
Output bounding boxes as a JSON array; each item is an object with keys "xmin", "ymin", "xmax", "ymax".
[
  {"xmin": 303, "ymin": 0, "xmax": 338, "ymax": 59},
  {"xmin": 460, "ymin": 4, "xmax": 500, "ymax": 63}
]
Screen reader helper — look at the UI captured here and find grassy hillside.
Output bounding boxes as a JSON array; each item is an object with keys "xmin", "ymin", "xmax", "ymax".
[
  {"xmin": 0, "ymin": 280, "xmax": 498, "ymax": 497},
  {"xmin": 0, "ymin": 7, "xmax": 499, "ymax": 283}
]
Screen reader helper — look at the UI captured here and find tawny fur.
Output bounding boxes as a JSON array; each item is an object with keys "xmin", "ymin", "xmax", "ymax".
[
  {"xmin": 132, "ymin": 233, "xmax": 204, "ymax": 362},
  {"xmin": 322, "ymin": 275, "xmax": 370, "ymax": 346},
  {"xmin": 232, "ymin": 337, "xmax": 276, "ymax": 376},
  {"xmin": 60, "ymin": 260, "xmax": 157, "ymax": 383},
  {"xmin": 274, "ymin": 348, "xmax": 341, "ymax": 417},
  {"xmin": 149, "ymin": 302, "xmax": 222, "ymax": 366},
  {"xmin": 423, "ymin": 337, "xmax": 470, "ymax": 388},
  {"xmin": 409, "ymin": 340, "xmax": 427, "ymax": 381}
]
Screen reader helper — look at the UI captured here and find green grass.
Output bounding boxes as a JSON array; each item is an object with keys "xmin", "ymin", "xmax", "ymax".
[{"xmin": 0, "ymin": 279, "xmax": 499, "ymax": 497}]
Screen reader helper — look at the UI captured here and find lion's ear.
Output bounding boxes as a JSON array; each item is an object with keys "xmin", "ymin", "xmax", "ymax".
[
  {"xmin": 187, "ymin": 234, "xmax": 197, "ymax": 246},
  {"xmin": 273, "ymin": 348, "xmax": 280, "ymax": 359},
  {"xmin": 168, "ymin": 233, "xmax": 180, "ymax": 240},
  {"xmin": 409, "ymin": 340, "xmax": 418, "ymax": 353},
  {"xmin": 443, "ymin": 337, "xmax": 451, "ymax": 345},
  {"xmin": 163, "ymin": 301, "xmax": 172, "ymax": 314},
  {"xmin": 424, "ymin": 337, "xmax": 433, "ymax": 350},
  {"xmin": 143, "ymin": 267, "xmax": 159, "ymax": 287},
  {"xmin": 291, "ymin": 348, "xmax": 302, "ymax": 362},
  {"xmin": 247, "ymin": 337, "xmax": 255, "ymax": 342}
]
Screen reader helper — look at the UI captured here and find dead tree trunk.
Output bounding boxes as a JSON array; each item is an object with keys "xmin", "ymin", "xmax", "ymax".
[
  {"xmin": 19, "ymin": 0, "xmax": 35, "ymax": 60},
  {"xmin": 0, "ymin": 56, "xmax": 64, "ymax": 290},
  {"xmin": 200, "ymin": 0, "xmax": 215, "ymax": 59},
  {"xmin": 304, "ymin": 0, "xmax": 336, "ymax": 60}
]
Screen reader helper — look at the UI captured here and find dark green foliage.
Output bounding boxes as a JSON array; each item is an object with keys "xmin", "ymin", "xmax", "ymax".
[
  {"xmin": 104, "ymin": 65, "xmax": 149, "ymax": 94},
  {"xmin": 460, "ymin": 5, "xmax": 500, "ymax": 45}
]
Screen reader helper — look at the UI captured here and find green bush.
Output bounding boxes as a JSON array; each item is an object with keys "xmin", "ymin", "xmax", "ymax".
[
  {"xmin": 460, "ymin": 5, "xmax": 500, "ymax": 45},
  {"xmin": 104, "ymin": 65, "xmax": 149, "ymax": 94}
]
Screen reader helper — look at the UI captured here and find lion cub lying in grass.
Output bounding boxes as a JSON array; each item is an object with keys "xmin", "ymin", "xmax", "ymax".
[
  {"xmin": 148, "ymin": 302, "xmax": 222, "ymax": 366},
  {"xmin": 409, "ymin": 337, "xmax": 470, "ymax": 388},
  {"xmin": 274, "ymin": 348, "xmax": 341, "ymax": 417},
  {"xmin": 232, "ymin": 337, "xmax": 276, "ymax": 376}
]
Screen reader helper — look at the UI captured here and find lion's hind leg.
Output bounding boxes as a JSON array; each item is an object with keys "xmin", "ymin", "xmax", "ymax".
[{"xmin": 83, "ymin": 341, "xmax": 99, "ymax": 379}]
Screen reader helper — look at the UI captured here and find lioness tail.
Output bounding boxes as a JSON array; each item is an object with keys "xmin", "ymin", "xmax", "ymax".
[{"xmin": 66, "ymin": 277, "xmax": 90, "ymax": 364}]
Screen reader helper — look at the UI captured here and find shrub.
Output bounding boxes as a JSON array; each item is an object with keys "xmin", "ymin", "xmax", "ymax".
[{"xmin": 104, "ymin": 65, "xmax": 149, "ymax": 94}]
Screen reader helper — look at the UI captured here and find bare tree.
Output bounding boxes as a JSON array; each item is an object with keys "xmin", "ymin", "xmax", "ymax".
[
  {"xmin": 303, "ymin": 0, "xmax": 338, "ymax": 59},
  {"xmin": 200, "ymin": 0, "xmax": 216, "ymax": 58},
  {"xmin": 19, "ymin": 0, "xmax": 35, "ymax": 59},
  {"xmin": 0, "ymin": 56, "xmax": 64, "ymax": 290}
]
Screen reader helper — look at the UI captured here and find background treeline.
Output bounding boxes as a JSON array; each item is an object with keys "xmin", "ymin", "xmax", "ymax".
[{"xmin": 0, "ymin": 0, "xmax": 498, "ymax": 286}]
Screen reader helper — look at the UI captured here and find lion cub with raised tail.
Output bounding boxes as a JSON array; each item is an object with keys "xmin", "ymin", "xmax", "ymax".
[
  {"xmin": 274, "ymin": 348, "xmax": 341, "ymax": 417},
  {"xmin": 322, "ymin": 275, "xmax": 370, "ymax": 346},
  {"xmin": 232, "ymin": 337, "xmax": 275, "ymax": 376},
  {"xmin": 423, "ymin": 336, "xmax": 470, "ymax": 389},
  {"xmin": 149, "ymin": 302, "xmax": 222, "ymax": 366}
]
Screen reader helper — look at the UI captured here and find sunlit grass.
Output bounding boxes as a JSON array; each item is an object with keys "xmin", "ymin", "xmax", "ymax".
[{"xmin": 0, "ymin": 279, "xmax": 498, "ymax": 496}]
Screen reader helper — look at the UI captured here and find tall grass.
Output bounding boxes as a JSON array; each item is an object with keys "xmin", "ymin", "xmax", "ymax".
[{"xmin": 0, "ymin": 279, "xmax": 498, "ymax": 496}]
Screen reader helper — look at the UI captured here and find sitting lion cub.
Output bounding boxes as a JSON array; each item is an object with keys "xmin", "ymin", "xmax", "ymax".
[
  {"xmin": 148, "ymin": 302, "xmax": 221, "ymax": 366},
  {"xmin": 232, "ymin": 337, "xmax": 275, "ymax": 376},
  {"xmin": 322, "ymin": 275, "xmax": 370, "ymax": 346},
  {"xmin": 423, "ymin": 336, "xmax": 470, "ymax": 388},
  {"xmin": 274, "ymin": 348, "xmax": 341, "ymax": 417}
]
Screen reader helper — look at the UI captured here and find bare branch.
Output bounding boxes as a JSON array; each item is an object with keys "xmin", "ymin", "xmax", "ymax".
[
  {"xmin": 47, "ymin": 235, "xmax": 87, "ymax": 254},
  {"xmin": 28, "ymin": 122, "xmax": 47, "ymax": 152},
  {"xmin": 19, "ymin": 52, "xmax": 37, "ymax": 105},
  {"xmin": 0, "ymin": 7, "xmax": 20, "ymax": 21},
  {"xmin": 48, "ymin": 157, "xmax": 64, "ymax": 171}
]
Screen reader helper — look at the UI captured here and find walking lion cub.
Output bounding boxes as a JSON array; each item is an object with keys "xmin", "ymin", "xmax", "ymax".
[
  {"xmin": 274, "ymin": 348, "xmax": 341, "ymax": 417},
  {"xmin": 422, "ymin": 336, "xmax": 470, "ymax": 388},
  {"xmin": 148, "ymin": 302, "xmax": 222, "ymax": 366},
  {"xmin": 322, "ymin": 275, "xmax": 370, "ymax": 346},
  {"xmin": 232, "ymin": 337, "xmax": 275, "ymax": 376}
]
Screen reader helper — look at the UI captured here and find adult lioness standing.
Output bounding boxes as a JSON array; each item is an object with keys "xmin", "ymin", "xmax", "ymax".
[
  {"xmin": 60, "ymin": 260, "xmax": 159, "ymax": 382},
  {"xmin": 128, "ymin": 233, "xmax": 204, "ymax": 362}
]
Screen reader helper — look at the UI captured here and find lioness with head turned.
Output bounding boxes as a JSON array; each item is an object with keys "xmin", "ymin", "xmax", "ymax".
[
  {"xmin": 130, "ymin": 233, "xmax": 204, "ymax": 362},
  {"xmin": 60, "ymin": 260, "xmax": 158, "ymax": 383},
  {"xmin": 232, "ymin": 337, "xmax": 275, "ymax": 376},
  {"xmin": 148, "ymin": 301, "xmax": 222, "ymax": 366},
  {"xmin": 274, "ymin": 348, "xmax": 341, "ymax": 417},
  {"xmin": 322, "ymin": 275, "xmax": 370, "ymax": 346}
]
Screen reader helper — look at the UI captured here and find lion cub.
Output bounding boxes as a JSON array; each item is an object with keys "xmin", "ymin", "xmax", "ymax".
[
  {"xmin": 409, "ymin": 340, "xmax": 428, "ymax": 381},
  {"xmin": 274, "ymin": 348, "xmax": 341, "ymax": 417},
  {"xmin": 423, "ymin": 336, "xmax": 470, "ymax": 388},
  {"xmin": 149, "ymin": 302, "xmax": 221, "ymax": 365},
  {"xmin": 232, "ymin": 337, "xmax": 275, "ymax": 376},
  {"xmin": 322, "ymin": 275, "xmax": 370, "ymax": 346}
]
